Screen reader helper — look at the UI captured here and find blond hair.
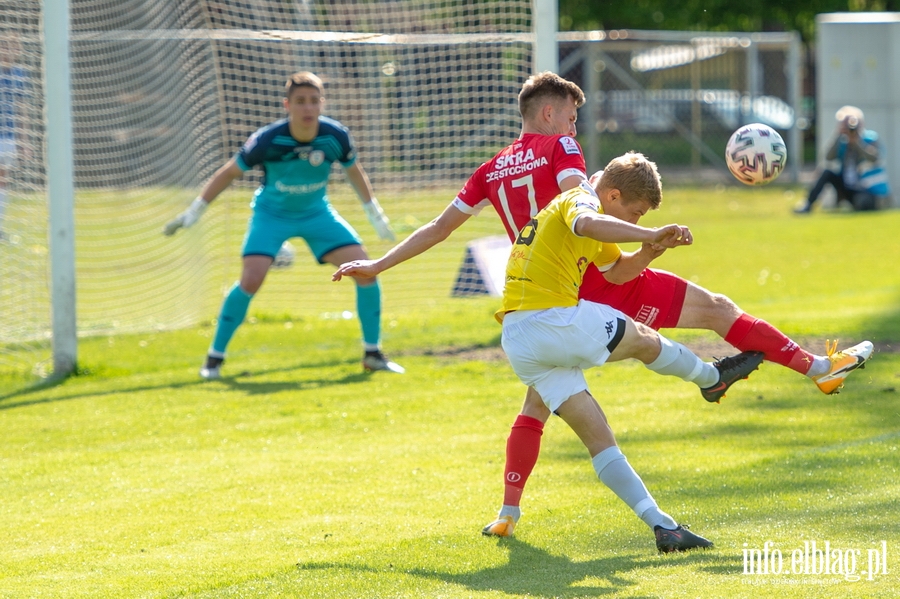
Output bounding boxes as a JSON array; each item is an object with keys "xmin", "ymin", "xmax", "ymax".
[
  {"xmin": 285, "ymin": 71, "xmax": 324, "ymax": 97},
  {"xmin": 597, "ymin": 152, "xmax": 662, "ymax": 209},
  {"xmin": 518, "ymin": 72, "xmax": 585, "ymax": 120}
]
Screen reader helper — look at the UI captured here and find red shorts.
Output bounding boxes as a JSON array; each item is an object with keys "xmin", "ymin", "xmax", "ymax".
[{"xmin": 579, "ymin": 266, "xmax": 687, "ymax": 331}]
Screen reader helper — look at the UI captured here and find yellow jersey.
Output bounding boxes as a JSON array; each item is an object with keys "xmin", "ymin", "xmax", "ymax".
[{"xmin": 496, "ymin": 184, "xmax": 622, "ymax": 322}]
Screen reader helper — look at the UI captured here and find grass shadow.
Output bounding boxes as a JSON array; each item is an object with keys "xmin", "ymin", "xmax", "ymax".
[
  {"xmin": 0, "ymin": 356, "xmax": 372, "ymax": 410},
  {"xmin": 217, "ymin": 369, "xmax": 373, "ymax": 395},
  {"xmin": 295, "ymin": 538, "xmax": 721, "ymax": 598}
]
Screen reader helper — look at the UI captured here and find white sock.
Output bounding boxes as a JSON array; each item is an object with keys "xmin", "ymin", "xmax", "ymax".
[
  {"xmin": 592, "ymin": 446, "xmax": 678, "ymax": 530},
  {"xmin": 498, "ymin": 505, "xmax": 521, "ymax": 522},
  {"xmin": 806, "ymin": 355, "xmax": 831, "ymax": 378},
  {"xmin": 645, "ymin": 335, "xmax": 718, "ymax": 389}
]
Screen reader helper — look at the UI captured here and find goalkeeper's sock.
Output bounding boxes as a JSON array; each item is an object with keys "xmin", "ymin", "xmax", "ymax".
[
  {"xmin": 725, "ymin": 313, "xmax": 815, "ymax": 374},
  {"xmin": 211, "ymin": 282, "xmax": 253, "ymax": 354},
  {"xmin": 502, "ymin": 414, "xmax": 544, "ymax": 508},
  {"xmin": 355, "ymin": 280, "xmax": 381, "ymax": 347}
]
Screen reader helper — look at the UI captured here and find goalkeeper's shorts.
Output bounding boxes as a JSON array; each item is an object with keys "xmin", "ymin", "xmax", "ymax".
[{"xmin": 241, "ymin": 205, "xmax": 362, "ymax": 264}]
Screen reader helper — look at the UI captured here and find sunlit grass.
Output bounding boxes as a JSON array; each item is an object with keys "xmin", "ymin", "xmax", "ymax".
[{"xmin": 1, "ymin": 183, "xmax": 899, "ymax": 597}]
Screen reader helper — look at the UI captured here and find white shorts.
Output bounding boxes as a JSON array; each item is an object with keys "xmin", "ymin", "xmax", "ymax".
[{"xmin": 501, "ymin": 299, "xmax": 627, "ymax": 413}]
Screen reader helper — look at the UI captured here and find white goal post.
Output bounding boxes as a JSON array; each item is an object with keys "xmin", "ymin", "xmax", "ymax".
[{"xmin": 44, "ymin": 0, "xmax": 77, "ymax": 376}]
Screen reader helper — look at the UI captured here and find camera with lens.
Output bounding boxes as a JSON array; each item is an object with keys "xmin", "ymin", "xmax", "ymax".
[{"xmin": 847, "ymin": 116, "xmax": 860, "ymax": 131}]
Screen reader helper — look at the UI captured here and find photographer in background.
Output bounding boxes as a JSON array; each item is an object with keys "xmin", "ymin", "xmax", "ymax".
[{"xmin": 796, "ymin": 105, "xmax": 890, "ymax": 213}]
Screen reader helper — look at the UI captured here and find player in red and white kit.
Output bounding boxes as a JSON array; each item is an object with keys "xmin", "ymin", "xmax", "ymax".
[
  {"xmin": 333, "ymin": 72, "xmax": 873, "ymax": 539},
  {"xmin": 332, "ymin": 72, "xmax": 590, "ymax": 281},
  {"xmin": 454, "ymin": 129, "xmax": 586, "ymax": 240}
]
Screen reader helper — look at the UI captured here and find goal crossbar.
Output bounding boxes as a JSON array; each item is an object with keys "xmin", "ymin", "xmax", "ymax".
[{"xmin": 70, "ymin": 30, "xmax": 534, "ymax": 45}]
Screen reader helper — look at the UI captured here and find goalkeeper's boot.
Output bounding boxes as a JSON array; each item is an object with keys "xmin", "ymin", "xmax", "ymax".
[
  {"xmin": 363, "ymin": 350, "xmax": 405, "ymax": 374},
  {"xmin": 812, "ymin": 340, "xmax": 874, "ymax": 395},
  {"xmin": 654, "ymin": 525, "xmax": 713, "ymax": 553},
  {"xmin": 700, "ymin": 351, "xmax": 764, "ymax": 403},
  {"xmin": 200, "ymin": 355, "xmax": 224, "ymax": 380},
  {"xmin": 481, "ymin": 515, "xmax": 516, "ymax": 538}
]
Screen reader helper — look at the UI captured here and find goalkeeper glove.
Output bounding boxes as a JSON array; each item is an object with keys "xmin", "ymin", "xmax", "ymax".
[
  {"xmin": 163, "ymin": 197, "xmax": 207, "ymax": 236},
  {"xmin": 363, "ymin": 198, "xmax": 395, "ymax": 241}
]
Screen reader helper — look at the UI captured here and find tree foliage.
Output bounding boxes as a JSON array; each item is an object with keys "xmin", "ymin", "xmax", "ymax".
[{"xmin": 559, "ymin": 0, "xmax": 900, "ymax": 42}]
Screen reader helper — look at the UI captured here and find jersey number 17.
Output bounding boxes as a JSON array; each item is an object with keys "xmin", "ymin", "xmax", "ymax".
[{"xmin": 496, "ymin": 174, "xmax": 537, "ymax": 233}]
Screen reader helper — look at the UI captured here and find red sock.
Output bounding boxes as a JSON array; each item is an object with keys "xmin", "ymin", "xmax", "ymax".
[
  {"xmin": 724, "ymin": 313, "xmax": 815, "ymax": 374},
  {"xmin": 502, "ymin": 414, "xmax": 544, "ymax": 507}
]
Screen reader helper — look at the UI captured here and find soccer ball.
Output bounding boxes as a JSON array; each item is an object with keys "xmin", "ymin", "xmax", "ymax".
[
  {"xmin": 725, "ymin": 123, "xmax": 787, "ymax": 185},
  {"xmin": 272, "ymin": 241, "xmax": 295, "ymax": 268}
]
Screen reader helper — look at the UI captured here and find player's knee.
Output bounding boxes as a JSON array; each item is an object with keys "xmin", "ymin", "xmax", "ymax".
[
  {"xmin": 612, "ymin": 320, "xmax": 659, "ymax": 363},
  {"xmin": 689, "ymin": 286, "xmax": 738, "ymax": 321},
  {"xmin": 707, "ymin": 292, "xmax": 741, "ymax": 324},
  {"xmin": 635, "ymin": 331, "xmax": 663, "ymax": 364}
]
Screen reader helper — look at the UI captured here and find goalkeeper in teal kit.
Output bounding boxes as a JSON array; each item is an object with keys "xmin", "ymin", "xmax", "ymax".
[{"xmin": 164, "ymin": 71, "xmax": 403, "ymax": 378}]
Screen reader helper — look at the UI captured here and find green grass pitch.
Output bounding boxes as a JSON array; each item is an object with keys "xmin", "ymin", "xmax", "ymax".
[{"xmin": 1, "ymin": 184, "xmax": 899, "ymax": 598}]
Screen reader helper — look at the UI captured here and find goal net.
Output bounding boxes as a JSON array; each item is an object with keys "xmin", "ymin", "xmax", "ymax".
[{"xmin": 0, "ymin": 0, "xmax": 534, "ymax": 386}]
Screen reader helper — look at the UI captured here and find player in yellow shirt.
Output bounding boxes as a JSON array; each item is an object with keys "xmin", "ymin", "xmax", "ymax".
[
  {"xmin": 495, "ymin": 171, "xmax": 764, "ymax": 552},
  {"xmin": 497, "ymin": 183, "xmax": 622, "ymax": 316}
]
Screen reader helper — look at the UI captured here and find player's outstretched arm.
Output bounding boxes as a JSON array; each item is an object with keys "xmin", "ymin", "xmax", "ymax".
[
  {"xmin": 575, "ymin": 213, "xmax": 692, "ymax": 248},
  {"xmin": 163, "ymin": 159, "xmax": 243, "ymax": 236},
  {"xmin": 597, "ymin": 223, "xmax": 691, "ymax": 284},
  {"xmin": 333, "ymin": 203, "xmax": 471, "ymax": 282},
  {"xmin": 332, "ymin": 259, "xmax": 380, "ymax": 281}
]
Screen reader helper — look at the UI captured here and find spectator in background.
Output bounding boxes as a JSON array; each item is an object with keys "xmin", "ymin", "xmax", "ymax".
[{"xmin": 796, "ymin": 105, "xmax": 890, "ymax": 213}]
